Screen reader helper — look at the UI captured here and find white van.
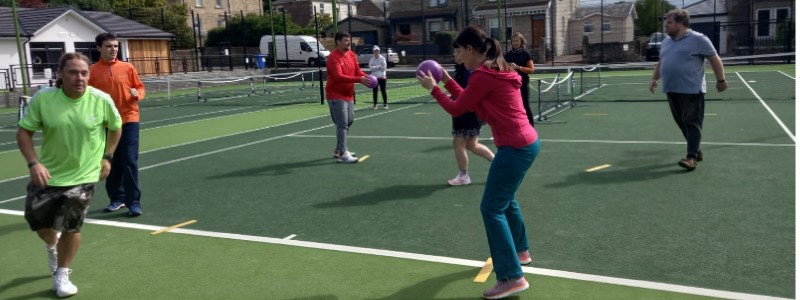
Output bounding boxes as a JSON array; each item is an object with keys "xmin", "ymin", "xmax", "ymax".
[{"xmin": 260, "ymin": 35, "xmax": 330, "ymax": 67}]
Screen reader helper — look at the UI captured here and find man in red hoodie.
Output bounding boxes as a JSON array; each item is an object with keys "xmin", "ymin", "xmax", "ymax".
[
  {"xmin": 325, "ymin": 31, "xmax": 370, "ymax": 163},
  {"xmin": 89, "ymin": 33, "xmax": 146, "ymax": 216}
]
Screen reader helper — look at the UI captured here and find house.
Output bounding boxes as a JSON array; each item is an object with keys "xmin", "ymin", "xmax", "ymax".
[
  {"xmin": 387, "ymin": 0, "xmax": 580, "ymax": 60},
  {"xmin": 471, "ymin": 0, "xmax": 551, "ymax": 58},
  {"xmin": 327, "ymin": 16, "xmax": 390, "ymax": 46},
  {"xmin": 0, "ymin": 6, "xmax": 174, "ymax": 89},
  {"xmin": 273, "ymin": 0, "xmax": 356, "ymax": 29},
  {"xmin": 568, "ymin": 2, "xmax": 637, "ymax": 55},
  {"xmin": 172, "ymin": 0, "xmax": 263, "ymax": 37},
  {"xmin": 724, "ymin": 0, "xmax": 793, "ymax": 55}
]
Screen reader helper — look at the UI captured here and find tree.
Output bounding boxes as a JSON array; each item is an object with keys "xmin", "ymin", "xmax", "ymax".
[
  {"xmin": 634, "ymin": 0, "xmax": 676, "ymax": 36},
  {"xmin": 48, "ymin": 0, "xmax": 114, "ymax": 11}
]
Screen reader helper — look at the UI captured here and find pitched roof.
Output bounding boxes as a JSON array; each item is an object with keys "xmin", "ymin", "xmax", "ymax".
[
  {"xmin": 572, "ymin": 2, "xmax": 638, "ymax": 20},
  {"xmin": 684, "ymin": 0, "xmax": 728, "ymax": 16},
  {"xmin": 0, "ymin": 6, "xmax": 173, "ymax": 39}
]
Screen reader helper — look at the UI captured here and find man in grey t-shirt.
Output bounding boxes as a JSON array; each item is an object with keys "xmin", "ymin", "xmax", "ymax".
[{"xmin": 649, "ymin": 9, "xmax": 727, "ymax": 171}]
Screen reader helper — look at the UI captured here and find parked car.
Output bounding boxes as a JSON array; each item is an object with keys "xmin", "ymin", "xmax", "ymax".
[
  {"xmin": 645, "ymin": 32, "xmax": 665, "ymax": 61},
  {"xmin": 356, "ymin": 46, "xmax": 399, "ymax": 68}
]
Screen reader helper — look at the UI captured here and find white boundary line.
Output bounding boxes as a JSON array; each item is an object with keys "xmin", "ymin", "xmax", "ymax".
[
  {"xmin": 734, "ymin": 72, "xmax": 796, "ymax": 143},
  {"xmin": 0, "ymin": 208, "xmax": 788, "ymax": 300},
  {"xmin": 291, "ymin": 135, "xmax": 795, "ymax": 147}
]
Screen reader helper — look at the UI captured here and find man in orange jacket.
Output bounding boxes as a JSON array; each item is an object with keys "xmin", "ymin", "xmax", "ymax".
[{"xmin": 89, "ymin": 33, "xmax": 146, "ymax": 216}]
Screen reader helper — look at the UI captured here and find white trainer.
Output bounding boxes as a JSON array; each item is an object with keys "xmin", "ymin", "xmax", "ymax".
[
  {"xmin": 447, "ymin": 174, "xmax": 471, "ymax": 186},
  {"xmin": 45, "ymin": 244, "xmax": 58, "ymax": 274},
  {"xmin": 52, "ymin": 268, "xmax": 78, "ymax": 297},
  {"xmin": 337, "ymin": 153, "xmax": 359, "ymax": 163}
]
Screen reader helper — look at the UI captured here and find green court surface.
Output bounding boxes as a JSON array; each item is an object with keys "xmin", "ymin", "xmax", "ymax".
[{"xmin": 0, "ymin": 63, "xmax": 794, "ymax": 299}]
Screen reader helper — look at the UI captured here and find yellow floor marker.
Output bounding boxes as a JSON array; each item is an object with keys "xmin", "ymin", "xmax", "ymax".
[
  {"xmin": 585, "ymin": 164, "xmax": 611, "ymax": 172},
  {"xmin": 583, "ymin": 113, "xmax": 608, "ymax": 116},
  {"xmin": 150, "ymin": 220, "xmax": 197, "ymax": 236},
  {"xmin": 357, "ymin": 155, "xmax": 370, "ymax": 163},
  {"xmin": 414, "ymin": 112, "xmax": 431, "ymax": 115},
  {"xmin": 705, "ymin": 113, "xmax": 717, "ymax": 116},
  {"xmin": 473, "ymin": 257, "xmax": 493, "ymax": 283}
]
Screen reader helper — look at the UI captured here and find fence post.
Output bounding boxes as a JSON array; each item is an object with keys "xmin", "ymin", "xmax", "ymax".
[
  {"xmin": 182, "ymin": 57, "xmax": 188, "ymax": 74},
  {"xmin": 155, "ymin": 58, "xmax": 161, "ymax": 76}
]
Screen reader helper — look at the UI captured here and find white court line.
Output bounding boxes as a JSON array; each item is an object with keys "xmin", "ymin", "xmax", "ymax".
[
  {"xmin": 291, "ymin": 135, "xmax": 795, "ymax": 147},
  {"xmin": 283, "ymin": 234, "xmax": 297, "ymax": 240},
  {"xmin": 0, "ymin": 208, "xmax": 788, "ymax": 300},
  {"xmin": 0, "ymin": 195, "xmax": 24, "ymax": 204},
  {"xmin": 777, "ymin": 70, "xmax": 795, "ymax": 80},
  {"xmin": 735, "ymin": 72, "xmax": 796, "ymax": 143}
]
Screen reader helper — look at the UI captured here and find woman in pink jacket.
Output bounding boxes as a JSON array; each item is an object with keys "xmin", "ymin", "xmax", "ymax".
[{"xmin": 417, "ymin": 25, "xmax": 540, "ymax": 299}]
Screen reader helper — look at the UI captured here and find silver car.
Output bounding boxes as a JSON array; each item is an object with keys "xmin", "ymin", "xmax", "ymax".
[{"xmin": 356, "ymin": 46, "xmax": 399, "ymax": 68}]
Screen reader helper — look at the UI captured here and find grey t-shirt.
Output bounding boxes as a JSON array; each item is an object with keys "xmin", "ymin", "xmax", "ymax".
[{"xmin": 659, "ymin": 30, "xmax": 717, "ymax": 94}]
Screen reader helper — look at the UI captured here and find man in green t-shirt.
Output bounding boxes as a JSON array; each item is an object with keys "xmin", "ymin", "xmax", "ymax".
[{"xmin": 17, "ymin": 52, "xmax": 122, "ymax": 298}]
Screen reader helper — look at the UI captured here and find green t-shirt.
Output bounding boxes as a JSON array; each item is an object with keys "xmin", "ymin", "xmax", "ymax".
[{"xmin": 18, "ymin": 86, "xmax": 122, "ymax": 186}]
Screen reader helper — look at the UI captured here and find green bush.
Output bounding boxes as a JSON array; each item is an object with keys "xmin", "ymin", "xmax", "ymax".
[{"xmin": 434, "ymin": 31, "xmax": 456, "ymax": 55}]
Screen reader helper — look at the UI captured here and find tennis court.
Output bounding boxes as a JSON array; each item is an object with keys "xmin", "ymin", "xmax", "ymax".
[{"xmin": 0, "ymin": 55, "xmax": 794, "ymax": 299}]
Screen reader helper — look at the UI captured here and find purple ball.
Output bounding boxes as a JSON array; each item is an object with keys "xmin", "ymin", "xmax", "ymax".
[
  {"xmin": 366, "ymin": 75, "xmax": 378, "ymax": 89},
  {"xmin": 417, "ymin": 60, "xmax": 443, "ymax": 83}
]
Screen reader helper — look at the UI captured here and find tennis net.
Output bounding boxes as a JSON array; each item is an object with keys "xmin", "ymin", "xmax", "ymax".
[{"xmin": 576, "ymin": 52, "xmax": 795, "ymax": 103}]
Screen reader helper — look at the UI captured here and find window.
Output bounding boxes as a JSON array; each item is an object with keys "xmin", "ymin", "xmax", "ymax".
[
  {"xmin": 215, "ymin": 0, "xmax": 222, "ymax": 8},
  {"xmin": 489, "ymin": 18, "xmax": 509, "ymax": 40},
  {"xmin": 399, "ymin": 24, "xmax": 411, "ymax": 35},
  {"xmin": 583, "ymin": 21, "xmax": 594, "ymax": 33},
  {"xmin": 757, "ymin": 9, "xmax": 770, "ymax": 36},
  {"xmin": 74, "ymin": 42, "xmax": 101, "ymax": 63},
  {"xmin": 29, "ymin": 42, "xmax": 65, "ymax": 79},
  {"xmin": 757, "ymin": 7, "xmax": 792, "ymax": 37},
  {"xmin": 320, "ymin": 3, "xmax": 325, "ymax": 14},
  {"xmin": 195, "ymin": 0, "xmax": 203, "ymax": 7},
  {"xmin": 429, "ymin": 0, "xmax": 445, "ymax": 7},
  {"xmin": 602, "ymin": 20, "xmax": 611, "ymax": 32},
  {"xmin": 426, "ymin": 19, "xmax": 452, "ymax": 41}
]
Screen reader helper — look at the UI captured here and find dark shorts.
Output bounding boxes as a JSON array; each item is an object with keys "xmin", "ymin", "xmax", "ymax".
[
  {"xmin": 24, "ymin": 183, "xmax": 95, "ymax": 233},
  {"xmin": 452, "ymin": 127, "xmax": 482, "ymax": 138}
]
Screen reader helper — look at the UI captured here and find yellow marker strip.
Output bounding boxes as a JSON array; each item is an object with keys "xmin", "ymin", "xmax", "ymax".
[
  {"xmin": 414, "ymin": 112, "xmax": 431, "ymax": 115},
  {"xmin": 585, "ymin": 164, "xmax": 611, "ymax": 172},
  {"xmin": 150, "ymin": 220, "xmax": 197, "ymax": 236},
  {"xmin": 473, "ymin": 257, "xmax": 493, "ymax": 283},
  {"xmin": 357, "ymin": 155, "xmax": 370, "ymax": 163},
  {"xmin": 583, "ymin": 113, "xmax": 608, "ymax": 116},
  {"xmin": 705, "ymin": 113, "xmax": 717, "ymax": 116}
]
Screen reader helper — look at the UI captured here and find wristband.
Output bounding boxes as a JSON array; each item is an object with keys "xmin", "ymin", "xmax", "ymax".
[
  {"xmin": 102, "ymin": 154, "xmax": 113, "ymax": 161},
  {"xmin": 27, "ymin": 160, "xmax": 38, "ymax": 168},
  {"xmin": 717, "ymin": 79, "xmax": 725, "ymax": 82}
]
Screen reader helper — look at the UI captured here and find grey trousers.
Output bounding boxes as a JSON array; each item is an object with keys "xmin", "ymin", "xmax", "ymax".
[{"xmin": 328, "ymin": 99, "xmax": 354, "ymax": 154}]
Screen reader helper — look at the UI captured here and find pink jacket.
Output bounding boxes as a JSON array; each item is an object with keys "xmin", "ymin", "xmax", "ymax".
[{"xmin": 431, "ymin": 65, "xmax": 538, "ymax": 148}]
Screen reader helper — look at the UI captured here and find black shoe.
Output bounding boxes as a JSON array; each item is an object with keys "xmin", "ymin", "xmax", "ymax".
[{"xmin": 696, "ymin": 151, "xmax": 703, "ymax": 162}]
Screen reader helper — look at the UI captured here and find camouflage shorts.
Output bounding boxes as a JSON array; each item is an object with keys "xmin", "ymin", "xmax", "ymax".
[{"xmin": 24, "ymin": 183, "xmax": 95, "ymax": 233}]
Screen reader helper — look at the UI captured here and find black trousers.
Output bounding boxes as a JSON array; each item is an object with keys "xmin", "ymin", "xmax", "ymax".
[
  {"xmin": 666, "ymin": 92, "xmax": 704, "ymax": 157},
  {"xmin": 372, "ymin": 78, "xmax": 387, "ymax": 105}
]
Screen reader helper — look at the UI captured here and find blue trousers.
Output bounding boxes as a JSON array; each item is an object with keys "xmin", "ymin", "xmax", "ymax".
[
  {"xmin": 106, "ymin": 122, "xmax": 141, "ymax": 206},
  {"xmin": 481, "ymin": 139, "xmax": 540, "ymax": 280}
]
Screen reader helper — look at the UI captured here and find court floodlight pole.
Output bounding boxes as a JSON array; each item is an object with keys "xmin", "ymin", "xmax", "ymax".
[
  {"xmin": 12, "ymin": 1, "xmax": 28, "ymax": 96},
  {"xmin": 315, "ymin": 7, "xmax": 325, "ymax": 105},
  {"xmin": 282, "ymin": 9, "xmax": 289, "ymax": 69}
]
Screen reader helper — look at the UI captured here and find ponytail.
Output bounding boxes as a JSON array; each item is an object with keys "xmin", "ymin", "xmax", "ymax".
[{"xmin": 483, "ymin": 38, "xmax": 514, "ymax": 72}]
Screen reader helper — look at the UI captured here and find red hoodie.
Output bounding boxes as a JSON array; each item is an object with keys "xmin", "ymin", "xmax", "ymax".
[
  {"xmin": 431, "ymin": 65, "xmax": 538, "ymax": 148},
  {"xmin": 325, "ymin": 48, "xmax": 365, "ymax": 101}
]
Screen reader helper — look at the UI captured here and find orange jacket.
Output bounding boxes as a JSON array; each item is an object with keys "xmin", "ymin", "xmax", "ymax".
[{"xmin": 89, "ymin": 59, "xmax": 145, "ymax": 123}]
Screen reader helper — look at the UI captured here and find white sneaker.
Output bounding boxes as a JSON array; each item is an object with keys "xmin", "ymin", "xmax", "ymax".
[
  {"xmin": 383, "ymin": 104, "xmax": 389, "ymax": 110},
  {"xmin": 337, "ymin": 153, "xmax": 359, "ymax": 163},
  {"xmin": 447, "ymin": 174, "xmax": 471, "ymax": 186},
  {"xmin": 52, "ymin": 268, "xmax": 78, "ymax": 297},
  {"xmin": 45, "ymin": 244, "xmax": 58, "ymax": 274},
  {"xmin": 372, "ymin": 105, "xmax": 378, "ymax": 110}
]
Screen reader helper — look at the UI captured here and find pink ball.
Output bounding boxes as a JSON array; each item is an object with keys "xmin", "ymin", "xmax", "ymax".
[
  {"xmin": 365, "ymin": 75, "xmax": 378, "ymax": 89},
  {"xmin": 417, "ymin": 60, "xmax": 443, "ymax": 83}
]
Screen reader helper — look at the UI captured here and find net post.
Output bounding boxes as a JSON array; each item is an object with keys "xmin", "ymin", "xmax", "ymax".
[
  {"xmin": 263, "ymin": 76, "xmax": 269, "ymax": 94},
  {"xmin": 167, "ymin": 78, "xmax": 171, "ymax": 101},
  {"xmin": 197, "ymin": 81, "xmax": 202, "ymax": 102},
  {"xmin": 536, "ymin": 79, "xmax": 543, "ymax": 122},
  {"xmin": 318, "ymin": 69, "xmax": 325, "ymax": 105},
  {"xmin": 301, "ymin": 73, "xmax": 306, "ymax": 90},
  {"xmin": 18, "ymin": 95, "xmax": 30, "ymax": 121},
  {"xmin": 249, "ymin": 77, "xmax": 255, "ymax": 96}
]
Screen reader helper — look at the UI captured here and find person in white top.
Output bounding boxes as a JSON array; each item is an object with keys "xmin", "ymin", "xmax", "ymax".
[{"xmin": 369, "ymin": 45, "xmax": 388, "ymax": 109}]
